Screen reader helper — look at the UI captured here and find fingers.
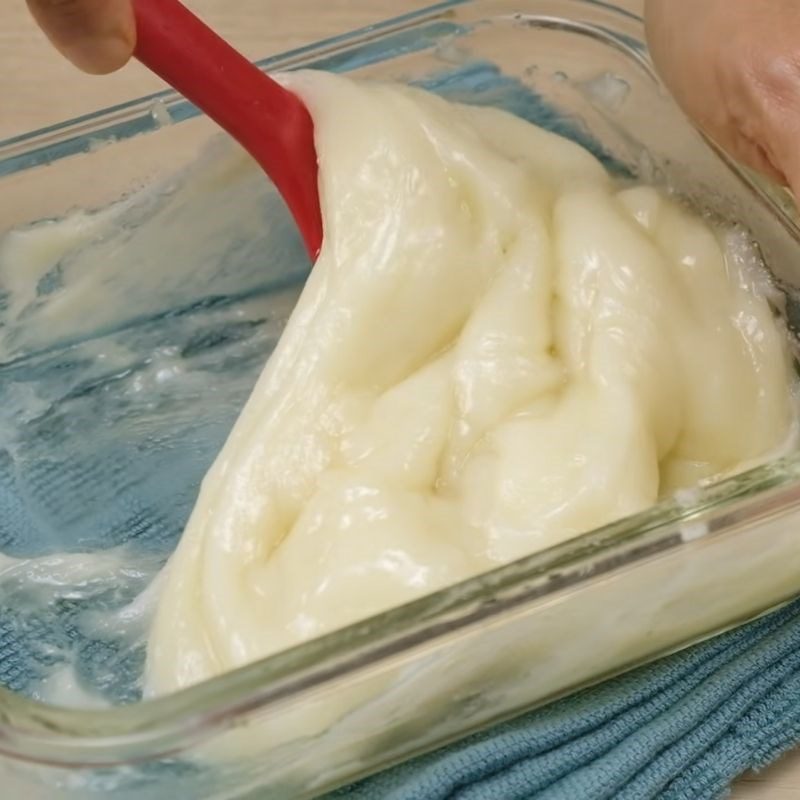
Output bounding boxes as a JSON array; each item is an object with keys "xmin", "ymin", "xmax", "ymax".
[
  {"xmin": 745, "ymin": 50, "xmax": 800, "ymax": 204},
  {"xmin": 27, "ymin": 0, "xmax": 136, "ymax": 74},
  {"xmin": 645, "ymin": 0, "xmax": 734, "ymax": 148},
  {"xmin": 645, "ymin": 0, "xmax": 800, "ymax": 203}
]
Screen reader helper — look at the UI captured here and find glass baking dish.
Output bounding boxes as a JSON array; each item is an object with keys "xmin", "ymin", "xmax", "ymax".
[{"xmin": 3, "ymin": 1, "xmax": 800, "ymax": 798}]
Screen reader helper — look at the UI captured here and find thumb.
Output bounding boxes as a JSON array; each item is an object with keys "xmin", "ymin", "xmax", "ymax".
[{"xmin": 27, "ymin": 0, "xmax": 136, "ymax": 74}]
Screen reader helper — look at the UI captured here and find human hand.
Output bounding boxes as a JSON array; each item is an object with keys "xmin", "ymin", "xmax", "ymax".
[
  {"xmin": 27, "ymin": 0, "xmax": 135, "ymax": 74},
  {"xmin": 645, "ymin": 0, "xmax": 800, "ymax": 200}
]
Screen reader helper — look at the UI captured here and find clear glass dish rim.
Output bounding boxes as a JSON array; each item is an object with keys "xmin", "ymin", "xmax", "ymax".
[{"xmin": 1, "ymin": 0, "xmax": 800, "ymax": 766}]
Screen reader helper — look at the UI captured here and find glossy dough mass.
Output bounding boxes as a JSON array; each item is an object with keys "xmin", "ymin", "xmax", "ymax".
[{"xmin": 146, "ymin": 71, "xmax": 794, "ymax": 695}]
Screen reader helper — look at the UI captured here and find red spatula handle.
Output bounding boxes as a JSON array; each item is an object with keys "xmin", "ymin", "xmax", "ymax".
[{"xmin": 133, "ymin": 0, "xmax": 322, "ymax": 259}]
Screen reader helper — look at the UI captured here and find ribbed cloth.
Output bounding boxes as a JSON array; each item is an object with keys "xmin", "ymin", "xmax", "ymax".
[{"xmin": 330, "ymin": 597, "xmax": 800, "ymax": 799}]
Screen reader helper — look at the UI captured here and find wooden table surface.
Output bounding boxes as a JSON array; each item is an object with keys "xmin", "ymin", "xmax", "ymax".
[{"xmin": 1, "ymin": 2, "xmax": 799, "ymax": 797}]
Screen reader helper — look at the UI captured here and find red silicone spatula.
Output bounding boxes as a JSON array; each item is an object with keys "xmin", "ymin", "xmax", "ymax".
[{"xmin": 132, "ymin": 0, "xmax": 323, "ymax": 260}]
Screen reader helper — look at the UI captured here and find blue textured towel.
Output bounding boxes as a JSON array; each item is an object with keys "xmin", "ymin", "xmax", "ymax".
[{"xmin": 330, "ymin": 597, "xmax": 800, "ymax": 799}]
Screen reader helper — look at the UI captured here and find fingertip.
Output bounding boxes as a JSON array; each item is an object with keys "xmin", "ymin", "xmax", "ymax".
[
  {"xmin": 62, "ymin": 31, "xmax": 135, "ymax": 74},
  {"xmin": 27, "ymin": 0, "xmax": 136, "ymax": 74}
]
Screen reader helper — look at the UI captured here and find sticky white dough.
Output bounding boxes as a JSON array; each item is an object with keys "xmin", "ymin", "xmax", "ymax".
[{"xmin": 145, "ymin": 71, "xmax": 795, "ymax": 695}]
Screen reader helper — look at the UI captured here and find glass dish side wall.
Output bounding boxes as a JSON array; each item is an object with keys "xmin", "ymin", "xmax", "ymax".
[
  {"xmin": 3, "ymin": 2, "xmax": 800, "ymax": 799},
  {"xmin": 7, "ymin": 466, "xmax": 800, "ymax": 800}
]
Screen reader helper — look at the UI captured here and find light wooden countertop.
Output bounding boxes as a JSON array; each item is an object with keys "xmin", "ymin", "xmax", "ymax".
[{"xmin": 1, "ymin": 2, "xmax": 798, "ymax": 797}]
